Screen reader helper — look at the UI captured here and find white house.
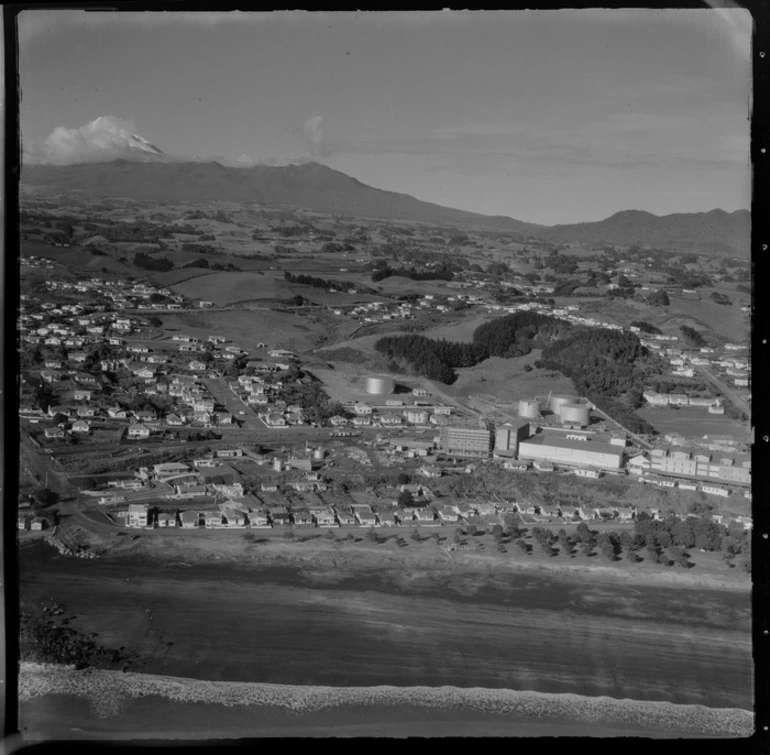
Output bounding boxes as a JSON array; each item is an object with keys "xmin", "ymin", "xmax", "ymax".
[{"xmin": 127, "ymin": 424, "xmax": 150, "ymax": 439}]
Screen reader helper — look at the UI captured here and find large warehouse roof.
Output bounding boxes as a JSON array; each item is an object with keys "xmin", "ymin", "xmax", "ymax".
[{"xmin": 520, "ymin": 435, "xmax": 623, "ymax": 460}]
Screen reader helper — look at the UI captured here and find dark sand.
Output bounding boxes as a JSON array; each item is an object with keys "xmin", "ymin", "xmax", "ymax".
[{"xmin": 18, "ymin": 542, "xmax": 753, "ymax": 738}]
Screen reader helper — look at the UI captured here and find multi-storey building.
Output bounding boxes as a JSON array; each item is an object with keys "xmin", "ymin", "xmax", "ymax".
[
  {"xmin": 650, "ymin": 446, "xmax": 751, "ymax": 485},
  {"xmin": 439, "ymin": 425, "xmax": 494, "ymax": 458}
]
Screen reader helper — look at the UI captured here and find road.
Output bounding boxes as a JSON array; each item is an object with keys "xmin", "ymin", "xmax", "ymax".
[
  {"xmin": 203, "ymin": 377, "xmax": 268, "ymax": 431},
  {"xmin": 694, "ymin": 365, "xmax": 751, "ymax": 417}
]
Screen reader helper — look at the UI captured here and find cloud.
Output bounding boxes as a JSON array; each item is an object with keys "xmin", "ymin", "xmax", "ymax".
[
  {"xmin": 303, "ymin": 115, "xmax": 326, "ymax": 160},
  {"xmin": 23, "ymin": 115, "xmax": 165, "ymax": 165},
  {"xmin": 19, "ymin": 10, "xmax": 276, "ymax": 47}
]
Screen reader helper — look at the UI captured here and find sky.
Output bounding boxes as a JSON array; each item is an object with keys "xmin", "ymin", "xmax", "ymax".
[{"xmin": 18, "ymin": 9, "xmax": 752, "ymax": 225}]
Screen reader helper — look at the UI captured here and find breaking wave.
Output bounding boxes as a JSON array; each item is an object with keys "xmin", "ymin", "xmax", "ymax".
[{"xmin": 19, "ymin": 663, "xmax": 753, "ymax": 737}]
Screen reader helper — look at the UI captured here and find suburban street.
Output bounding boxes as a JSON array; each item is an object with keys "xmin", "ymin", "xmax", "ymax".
[
  {"xmin": 694, "ymin": 366, "xmax": 751, "ymax": 417},
  {"xmin": 203, "ymin": 377, "xmax": 268, "ymax": 431}
]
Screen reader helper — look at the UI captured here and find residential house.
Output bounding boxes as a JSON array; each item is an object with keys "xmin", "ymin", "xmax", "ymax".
[
  {"xmin": 156, "ymin": 513, "xmax": 177, "ymax": 528},
  {"xmin": 248, "ymin": 510, "xmax": 270, "ymax": 528},
  {"xmin": 128, "ymin": 504, "xmax": 149, "ymax": 528},
  {"xmin": 410, "ymin": 506, "xmax": 438, "ymax": 524},
  {"xmin": 269, "ymin": 509, "xmax": 293, "ymax": 527},
  {"xmin": 30, "ymin": 517, "xmax": 48, "ymax": 531},
  {"xmin": 44, "ymin": 427, "xmax": 66, "ymax": 440},
  {"xmin": 180, "ymin": 511, "xmax": 199, "ymax": 528},
  {"xmin": 76, "ymin": 406, "xmax": 96, "ymax": 418},
  {"xmin": 435, "ymin": 504, "xmax": 461, "ymax": 524},
  {"xmin": 216, "ymin": 449, "xmax": 243, "ymax": 459},
  {"xmin": 261, "ymin": 481, "xmax": 279, "ymax": 492},
  {"xmin": 335, "ymin": 508, "xmax": 356, "ymax": 527},
  {"xmin": 127, "ymin": 424, "xmax": 150, "ymax": 440},
  {"xmin": 204, "ymin": 512, "xmax": 224, "ymax": 528},
  {"xmin": 175, "ymin": 482, "xmax": 209, "ymax": 498},
  {"xmin": 291, "ymin": 509, "xmax": 314, "ymax": 527},
  {"xmin": 73, "ymin": 389, "xmax": 92, "ymax": 402},
  {"xmin": 350, "ymin": 504, "xmax": 377, "ymax": 527},
  {"xmin": 419, "ymin": 465, "xmax": 442, "ymax": 479},
  {"xmin": 310, "ymin": 506, "xmax": 337, "ymax": 527},
  {"xmin": 166, "ymin": 413, "xmax": 185, "ymax": 426},
  {"xmin": 71, "ymin": 420, "xmax": 91, "ymax": 434},
  {"xmin": 153, "ymin": 462, "xmax": 192, "ymax": 479},
  {"xmin": 223, "ymin": 510, "xmax": 247, "ymax": 528},
  {"xmin": 107, "ymin": 406, "xmax": 129, "ymax": 419}
]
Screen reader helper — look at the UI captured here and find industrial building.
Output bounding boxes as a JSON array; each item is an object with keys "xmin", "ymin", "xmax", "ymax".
[
  {"xmin": 439, "ymin": 425, "xmax": 494, "ymax": 458},
  {"xmin": 649, "ymin": 447, "xmax": 751, "ymax": 485},
  {"xmin": 517, "ymin": 434, "xmax": 624, "ymax": 470},
  {"xmin": 364, "ymin": 375, "xmax": 395, "ymax": 395},
  {"xmin": 557, "ymin": 403, "xmax": 591, "ymax": 429},
  {"xmin": 494, "ymin": 420, "xmax": 531, "ymax": 457}
]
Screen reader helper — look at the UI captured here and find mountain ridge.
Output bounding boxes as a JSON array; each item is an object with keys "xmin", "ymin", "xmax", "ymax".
[{"xmin": 21, "ymin": 160, "xmax": 749, "ymax": 254}]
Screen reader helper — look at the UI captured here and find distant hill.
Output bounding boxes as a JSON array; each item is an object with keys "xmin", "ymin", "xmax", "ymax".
[
  {"xmin": 538, "ymin": 209, "xmax": 750, "ymax": 256},
  {"xmin": 21, "ymin": 160, "xmax": 539, "ymax": 235},
  {"xmin": 21, "ymin": 160, "xmax": 749, "ymax": 255}
]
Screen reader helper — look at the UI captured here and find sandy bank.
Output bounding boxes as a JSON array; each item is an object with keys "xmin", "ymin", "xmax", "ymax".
[{"xmin": 117, "ymin": 532, "xmax": 751, "ymax": 593}]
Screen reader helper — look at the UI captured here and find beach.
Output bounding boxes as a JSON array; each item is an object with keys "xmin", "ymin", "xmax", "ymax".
[
  {"xmin": 18, "ymin": 663, "xmax": 755, "ymax": 739},
  {"xmin": 17, "ymin": 536, "xmax": 753, "ymax": 739}
]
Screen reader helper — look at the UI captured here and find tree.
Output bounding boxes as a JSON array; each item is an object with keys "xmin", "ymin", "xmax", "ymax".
[
  {"xmin": 397, "ymin": 491, "xmax": 413, "ymax": 507},
  {"xmin": 515, "ymin": 538, "xmax": 530, "ymax": 555},
  {"xmin": 625, "ymin": 549, "xmax": 640, "ymax": 563},
  {"xmin": 466, "ymin": 523, "xmax": 478, "ymax": 537},
  {"xmin": 395, "ymin": 472, "xmax": 410, "ymax": 486},
  {"xmin": 325, "ymin": 529, "xmax": 337, "ymax": 541},
  {"xmin": 33, "ymin": 487, "xmax": 60, "ymax": 510},
  {"xmin": 491, "ymin": 524, "xmax": 504, "ymax": 542},
  {"xmin": 646, "ymin": 289, "xmax": 670, "ymax": 307},
  {"xmin": 410, "ymin": 528, "xmax": 422, "ymax": 543}
]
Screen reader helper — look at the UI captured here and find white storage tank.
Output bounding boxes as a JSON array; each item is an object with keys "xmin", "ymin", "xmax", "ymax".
[
  {"xmin": 558, "ymin": 403, "xmax": 591, "ymax": 428},
  {"xmin": 364, "ymin": 375, "xmax": 395, "ymax": 395},
  {"xmin": 518, "ymin": 399, "xmax": 541, "ymax": 420},
  {"xmin": 313, "ymin": 447, "xmax": 325, "ymax": 461},
  {"xmin": 273, "ymin": 458, "xmax": 283, "ymax": 472},
  {"xmin": 548, "ymin": 394, "xmax": 580, "ymax": 415}
]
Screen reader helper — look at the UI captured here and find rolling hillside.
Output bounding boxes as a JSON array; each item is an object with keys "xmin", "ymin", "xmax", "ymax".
[{"xmin": 22, "ymin": 160, "xmax": 749, "ymax": 254}]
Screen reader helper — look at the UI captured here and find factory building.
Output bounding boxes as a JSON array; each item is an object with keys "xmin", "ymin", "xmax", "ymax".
[
  {"xmin": 517, "ymin": 434, "xmax": 624, "ymax": 470},
  {"xmin": 650, "ymin": 447, "xmax": 751, "ymax": 485},
  {"xmin": 494, "ymin": 420, "xmax": 531, "ymax": 458},
  {"xmin": 439, "ymin": 425, "xmax": 494, "ymax": 458}
]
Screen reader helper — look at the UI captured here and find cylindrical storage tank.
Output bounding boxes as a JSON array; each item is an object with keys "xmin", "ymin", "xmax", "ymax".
[
  {"xmin": 364, "ymin": 375, "xmax": 395, "ymax": 395},
  {"xmin": 548, "ymin": 394, "xmax": 580, "ymax": 415},
  {"xmin": 273, "ymin": 458, "xmax": 282, "ymax": 472},
  {"xmin": 558, "ymin": 404, "xmax": 590, "ymax": 427},
  {"xmin": 313, "ymin": 447, "xmax": 325, "ymax": 461},
  {"xmin": 518, "ymin": 399, "xmax": 541, "ymax": 420}
]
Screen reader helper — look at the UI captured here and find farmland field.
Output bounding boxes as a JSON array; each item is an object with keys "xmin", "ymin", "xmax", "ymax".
[
  {"xmin": 160, "ymin": 310, "xmax": 326, "ymax": 353},
  {"xmin": 660, "ymin": 294, "xmax": 749, "ymax": 343},
  {"xmin": 442, "ymin": 353, "xmax": 576, "ymax": 404},
  {"xmin": 637, "ymin": 406, "xmax": 750, "ymax": 441},
  {"xmin": 170, "ymin": 271, "xmax": 295, "ymax": 305},
  {"xmin": 421, "ymin": 315, "xmax": 494, "ymax": 343}
]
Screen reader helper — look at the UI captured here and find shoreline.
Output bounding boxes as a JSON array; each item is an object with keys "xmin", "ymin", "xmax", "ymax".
[{"xmin": 18, "ymin": 662, "xmax": 755, "ymax": 739}]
